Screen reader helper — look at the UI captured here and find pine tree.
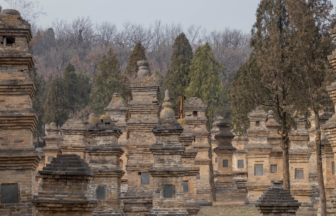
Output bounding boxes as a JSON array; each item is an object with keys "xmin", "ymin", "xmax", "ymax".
[
  {"xmin": 185, "ymin": 43, "xmax": 224, "ymax": 124},
  {"xmin": 43, "ymin": 75, "xmax": 68, "ymax": 126},
  {"xmin": 90, "ymin": 48, "xmax": 127, "ymax": 113},
  {"xmin": 164, "ymin": 33, "xmax": 193, "ymax": 108},
  {"xmin": 124, "ymin": 41, "xmax": 148, "ymax": 78},
  {"xmin": 28, "ymin": 67, "xmax": 46, "ymax": 147}
]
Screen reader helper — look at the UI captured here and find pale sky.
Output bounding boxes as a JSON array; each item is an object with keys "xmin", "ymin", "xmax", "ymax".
[{"xmin": 1, "ymin": 0, "xmax": 336, "ymax": 33}]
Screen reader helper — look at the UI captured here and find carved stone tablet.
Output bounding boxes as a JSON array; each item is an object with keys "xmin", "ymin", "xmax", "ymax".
[
  {"xmin": 163, "ymin": 185, "xmax": 174, "ymax": 198},
  {"xmin": 254, "ymin": 164, "xmax": 263, "ymax": 176},
  {"xmin": 183, "ymin": 182, "xmax": 189, "ymax": 193},
  {"xmin": 270, "ymin": 165, "xmax": 277, "ymax": 173},
  {"xmin": 96, "ymin": 185, "xmax": 107, "ymax": 199},
  {"xmin": 196, "ymin": 174, "xmax": 200, "ymax": 180},
  {"xmin": 141, "ymin": 172, "xmax": 150, "ymax": 185},
  {"xmin": 223, "ymin": 160, "xmax": 228, "ymax": 167},
  {"xmin": 1, "ymin": 184, "xmax": 18, "ymax": 203},
  {"xmin": 295, "ymin": 169, "xmax": 304, "ymax": 179},
  {"xmin": 238, "ymin": 160, "xmax": 244, "ymax": 168},
  {"xmin": 48, "ymin": 157, "xmax": 53, "ymax": 162}
]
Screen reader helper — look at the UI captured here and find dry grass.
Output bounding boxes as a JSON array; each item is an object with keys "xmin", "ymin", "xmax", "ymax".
[{"xmin": 197, "ymin": 204, "xmax": 259, "ymax": 216}]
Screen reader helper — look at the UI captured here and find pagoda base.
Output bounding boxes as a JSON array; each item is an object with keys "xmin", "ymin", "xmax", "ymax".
[{"xmin": 148, "ymin": 209, "xmax": 188, "ymax": 216}]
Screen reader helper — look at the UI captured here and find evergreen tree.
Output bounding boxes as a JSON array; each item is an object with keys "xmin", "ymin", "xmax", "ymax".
[
  {"xmin": 288, "ymin": 0, "xmax": 336, "ymax": 213},
  {"xmin": 90, "ymin": 48, "xmax": 127, "ymax": 113},
  {"xmin": 124, "ymin": 42, "xmax": 148, "ymax": 97},
  {"xmin": 28, "ymin": 67, "xmax": 46, "ymax": 147},
  {"xmin": 230, "ymin": 0, "xmax": 298, "ymax": 191},
  {"xmin": 63, "ymin": 63, "xmax": 78, "ymax": 113},
  {"xmin": 164, "ymin": 33, "xmax": 193, "ymax": 108},
  {"xmin": 124, "ymin": 41, "xmax": 148, "ymax": 78},
  {"xmin": 43, "ymin": 75, "xmax": 68, "ymax": 126},
  {"xmin": 76, "ymin": 71, "xmax": 91, "ymax": 107},
  {"xmin": 185, "ymin": 43, "xmax": 224, "ymax": 124}
]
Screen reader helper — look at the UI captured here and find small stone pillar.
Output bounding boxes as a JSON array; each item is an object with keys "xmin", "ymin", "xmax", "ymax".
[
  {"xmin": 149, "ymin": 90, "xmax": 188, "ymax": 216},
  {"xmin": 210, "ymin": 116, "xmax": 223, "ymax": 174},
  {"xmin": 178, "ymin": 118, "xmax": 200, "ymax": 215},
  {"xmin": 104, "ymin": 92, "xmax": 129, "ymax": 195},
  {"xmin": 255, "ymin": 182, "xmax": 301, "ymax": 216},
  {"xmin": 60, "ymin": 118, "xmax": 87, "ymax": 159},
  {"xmin": 85, "ymin": 115, "xmax": 125, "ymax": 215},
  {"xmin": 32, "ymin": 154, "xmax": 98, "ymax": 215},
  {"xmin": 289, "ymin": 116, "xmax": 313, "ymax": 214},
  {"xmin": 266, "ymin": 110, "xmax": 283, "ymax": 182},
  {"xmin": 43, "ymin": 122, "xmax": 62, "ymax": 164},
  {"xmin": 213, "ymin": 122, "xmax": 238, "ymax": 195},
  {"xmin": 245, "ymin": 107, "xmax": 272, "ymax": 205},
  {"xmin": 123, "ymin": 60, "xmax": 160, "ymax": 215},
  {"xmin": 232, "ymin": 135, "xmax": 248, "ymax": 191},
  {"xmin": 185, "ymin": 97, "xmax": 213, "ymax": 206}
]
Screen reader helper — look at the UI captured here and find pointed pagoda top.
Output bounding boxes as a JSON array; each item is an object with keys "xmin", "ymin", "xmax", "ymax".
[
  {"xmin": 160, "ymin": 90, "xmax": 175, "ymax": 120},
  {"xmin": 104, "ymin": 92, "xmax": 127, "ymax": 111}
]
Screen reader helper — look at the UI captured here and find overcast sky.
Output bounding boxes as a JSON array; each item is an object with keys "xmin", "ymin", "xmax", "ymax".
[{"xmin": 1, "ymin": 0, "xmax": 336, "ymax": 33}]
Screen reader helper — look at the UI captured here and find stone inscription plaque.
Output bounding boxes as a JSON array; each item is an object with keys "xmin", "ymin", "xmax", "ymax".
[
  {"xmin": 141, "ymin": 173, "xmax": 150, "ymax": 185},
  {"xmin": 183, "ymin": 182, "xmax": 189, "ymax": 193},
  {"xmin": 270, "ymin": 165, "xmax": 277, "ymax": 173},
  {"xmin": 96, "ymin": 185, "xmax": 107, "ymax": 199},
  {"xmin": 238, "ymin": 160, "xmax": 244, "ymax": 168},
  {"xmin": 1, "ymin": 184, "xmax": 18, "ymax": 203},
  {"xmin": 295, "ymin": 169, "xmax": 304, "ymax": 179},
  {"xmin": 254, "ymin": 164, "xmax": 263, "ymax": 176},
  {"xmin": 223, "ymin": 160, "xmax": 228, "ymax": 167},
  {"xmin": 163, "ymin": 185, "xmax": 174, "ymax": 198}
]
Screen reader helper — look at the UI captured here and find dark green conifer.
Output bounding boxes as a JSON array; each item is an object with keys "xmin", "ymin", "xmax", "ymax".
[
  {"xmin": 164, "ymin": 33, "xmax": 193, "ymax": 108},
  {"xmin": 43, "ymin": 75, "xmax": 68, "ymax": 126},
  {"xmin": 185, "ymin": 43, "xmax": 224, "ymax": 124},
  {"xmin": 90, "ymin": 48, "xmax": 127, "ymax": 112},
  {"xmin": 63, "ymin": 63, "xmax": 78, "ymax": 113},
  {"xmin": 124, "ymin": 41, "xmax": 148, "ymax": 78}
]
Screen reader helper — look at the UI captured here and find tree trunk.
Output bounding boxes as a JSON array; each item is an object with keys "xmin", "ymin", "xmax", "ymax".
[
  {"xmin": 282, "ymin": 140, "xmax": 290, "ymax": 191},
  {"xmin": 315, "ymin": 109, "xmax": 327, "ymax": 216},
  {"xmin": 208, "ymin": 136, "xmax": 217, "ymax": 202}
]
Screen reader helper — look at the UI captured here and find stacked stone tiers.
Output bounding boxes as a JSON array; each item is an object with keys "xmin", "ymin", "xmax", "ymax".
[
  {"xmin": 32, "ymin": 154, "xmax": 98, "ymax": 215},
  {"xmin": 255, "ymin": 182, "xmax": 301, "ymax": 215}
]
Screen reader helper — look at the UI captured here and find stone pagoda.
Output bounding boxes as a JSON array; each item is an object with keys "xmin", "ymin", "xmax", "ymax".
[
  {"xmin": 319, "ymin": 27, "xmax": 336, "ymax": 215},
  {"xmin": 85, "ymin": 115, "xmax": 125, "ymax": 215},
  {"xmin": 213, "ymin": 122, "xmax": 238, "ymax": 197},
  {"xmin": 123, "ymin": 60, "xmax": 160, "ymax": 215},
  {"xmin": 184, "ymin": 97, "xmax": 213, "ymax": 206},
  {"xmin": 178, "ymin": 117, "xmax": 200, "ymax": 215},
  {"xmin": 32, "ymin": 154, "xmax": 98, "ymax": 215},
  {"xmin": 245, "ymin": 107, "xmax": 272, "ymax": 205},
  {"xmin": 43, "ymin": 122, "xmax": 62, "ymax": 164},
  {"xmin": 288, "ymin": 116, "xmax": 313, "ymax": 215},
  {"xmin": 255, "ymin": 182, "xmax": 301, "ymax": 216},
  {"xmin": 0, "ymin": 9, "xmax": 41, "ymax": 216},
  {"xmin": 148, "ymin": 90, "xmax": 189, "ymax": 216},
  {"xmin": 104, "ymin": 92, "xmax": 129, "ymax": 195},
  {"xmin": 266, "ymin": 110, "xmax": 283, "ymax": 183},
  {"xmin": 60, "ymin": 118, "xmax": 87, "ymax": 159}
]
